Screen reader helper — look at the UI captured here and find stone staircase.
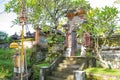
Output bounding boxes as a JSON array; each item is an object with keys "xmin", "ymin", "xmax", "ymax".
[{"xmin": 47, "ymin": 57, "xmax": 95, "ymax": 80}]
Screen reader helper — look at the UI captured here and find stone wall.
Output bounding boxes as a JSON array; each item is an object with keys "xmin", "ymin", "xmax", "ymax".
[
  {"xmin": 18, "ymin": 41, "xmax": 35, "ymax": 48},
  {"xmin": 0, "ymin": 41, "xmax": 35, "ymax": 49},
  {"xmin": 0, "ymin": 43, "xmax": 9, "ymax": 48},
  {"xmin": 102, "ymin": 49, "xmax": 120, "ymax": 69}
]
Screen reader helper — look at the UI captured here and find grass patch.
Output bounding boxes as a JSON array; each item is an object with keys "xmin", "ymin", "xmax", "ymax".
[{"xmin": 85, "ymin": 67, "xmax": 120, "ymax": 76}]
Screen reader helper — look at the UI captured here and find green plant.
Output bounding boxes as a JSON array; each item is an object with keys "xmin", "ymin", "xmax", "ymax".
[
  {"xmin": 26, "ymin": 48, "xmax": 33, "ymax": 66},
  {"xmin": 78, "ymin": 6, "xmax": 119, "ymax": 68},
  {"xmin": 0, "ymin": 49, "xmax": 14, "ymax": 79},
  {"xmin": 0, "ymin": 48, "xmax": 33, "ymax": 79},
  {"xmin": 86, "ymin": 52, "xmax": 92, "ymax": 57},
  {"xmin": 76, "ymin": 49, "xmax": 81, "ymax": 56},
  {"xmin": 45, "ymin": 52, "xmax": 59, "ymax": 63},
  {"xmin": 85, "ymin": 68, "xmax": 120, "ymax": 76},
  {"xmin": 31, "ymin": 62, "xmax": 49, "ymax": 80}
]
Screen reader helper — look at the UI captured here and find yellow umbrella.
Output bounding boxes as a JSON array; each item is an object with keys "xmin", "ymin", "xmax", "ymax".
[{"xmin": 9, "ymin": 42, "xmax": 19, "ymax": 48}]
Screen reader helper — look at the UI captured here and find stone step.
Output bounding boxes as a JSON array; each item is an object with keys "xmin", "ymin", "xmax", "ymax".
[
  {"xmin": 63, "ymin": 57, "xmax": 89, "ymax": 65},
  {"xmin": 68, "ymin": 64, "xmax": 80, "ymax": 69},
  {"xmin": 57, "ymin": 64, "xmax": 80, "ymax": 72},
  {"xmin": 46, "ymin": 57, "xmax": 92, "ymax": 80},
  {"xmin": 47, "ymin": 75, "xmax": 74, "ymax": 80},
  {"xmin": 58, "ymin": 61, "xmax": 80, "ymax": 68},
  {"xmin": 62, "ymin": 59, "xmax": 77, "ymax": 65},
  {"xmin": 47, "ymin": 76, "xmax": 65, "ymax": 80},
  {"xmin": 65, "ymin": 57, "xmax": 82, "ymax": 61},
  {"xmin": 52, "ymin": 71, "xmax": 74, "ymax": 79}
]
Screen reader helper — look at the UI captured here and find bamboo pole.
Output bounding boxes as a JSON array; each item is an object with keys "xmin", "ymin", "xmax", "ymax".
[{"xmin": 20, "ymin": 0, "xmax": 25, "ymax": 80}]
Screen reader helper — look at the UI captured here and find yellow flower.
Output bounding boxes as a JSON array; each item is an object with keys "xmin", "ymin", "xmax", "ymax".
[{"xmin": 87, "ymin": 10, "xmax": 94, "ymax": 15}]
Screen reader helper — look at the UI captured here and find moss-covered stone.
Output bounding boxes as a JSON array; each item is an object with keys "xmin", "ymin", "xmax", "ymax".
[
  {"xmin": 29, "ymin": 62, "xmax": 49, "ymax": 80},
  {"xmin": 85, "ymin": 68, "xmax": 120, "ymax": 80},
  {"xmin": 86, "ymin": 73, "xmax": 120, "ymax": 80}
]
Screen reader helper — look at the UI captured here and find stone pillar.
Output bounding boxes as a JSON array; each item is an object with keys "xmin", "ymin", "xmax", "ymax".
[
  {"xmin": 71, "ymin": 31, "xmax": 77, "ymax": 56},
  {"xmin": 40, "ymin": 66, "xmax": 49, "ymax": 80},
  {"xmin": 74, "ymin": 71, "xmax": 86, "ymax": 80},
  {"xmin": 64, "ymin": 23, "xmax": 73, "ymax": 57},
  {"xmin": 80, "ymin": 45, "xmax": 86, "ymax": 57}
]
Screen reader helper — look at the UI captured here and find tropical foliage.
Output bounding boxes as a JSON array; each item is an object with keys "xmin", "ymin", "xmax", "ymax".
[
  {"xmin": 0, "ymin": 31, "xmax": 12, "ymax": 44},
  {"xmin": 0, "ymin": 49, "xmax": 14, "ymax": 79},
  {"xmin": 0, "ymin": 48, "xmax": 33, "ymax": 79},
  {"xmin": 2, "ymin": 0, "xmax": 120, "ymax": 79},
  {"xmin": 77, "ymin": 6, "xmax": 119, "ymax": 68},
  {"xmin": 0, "ymin": 31, "xmax": 7, "ymax": 40},
  {"xmin": 5, "ymin": 0, "xmax": 90, "ymax": 28},
  {"xmin": 5, "ymin": 0, "xmax": 90, "ymax": 53}
]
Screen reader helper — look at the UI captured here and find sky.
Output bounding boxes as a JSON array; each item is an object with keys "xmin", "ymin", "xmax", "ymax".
[
  {"xmin": 88, "ymin": 0, "xmax": 115, "ymax": 8},
  {"xmin": 0, "ymin": 0, "xmax": 120, "ymax": 36},
  {"xmin": 0, "ymin": 0, "xmax": 35, "ymax": 36}
]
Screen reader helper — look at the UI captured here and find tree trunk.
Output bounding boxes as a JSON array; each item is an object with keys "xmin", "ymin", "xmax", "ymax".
[
  {"xmin": 95, "ymin": 37, "xmax": 112, "ymax": 69},
  {"xmin": 97, "ymin": 58, "xmax": 111, "ymax": 69}
]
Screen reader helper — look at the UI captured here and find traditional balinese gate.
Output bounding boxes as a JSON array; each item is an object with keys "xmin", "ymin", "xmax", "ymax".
[{"xmin": 64, "ymin": 9, "xmax": 86, "ymax": 57}]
